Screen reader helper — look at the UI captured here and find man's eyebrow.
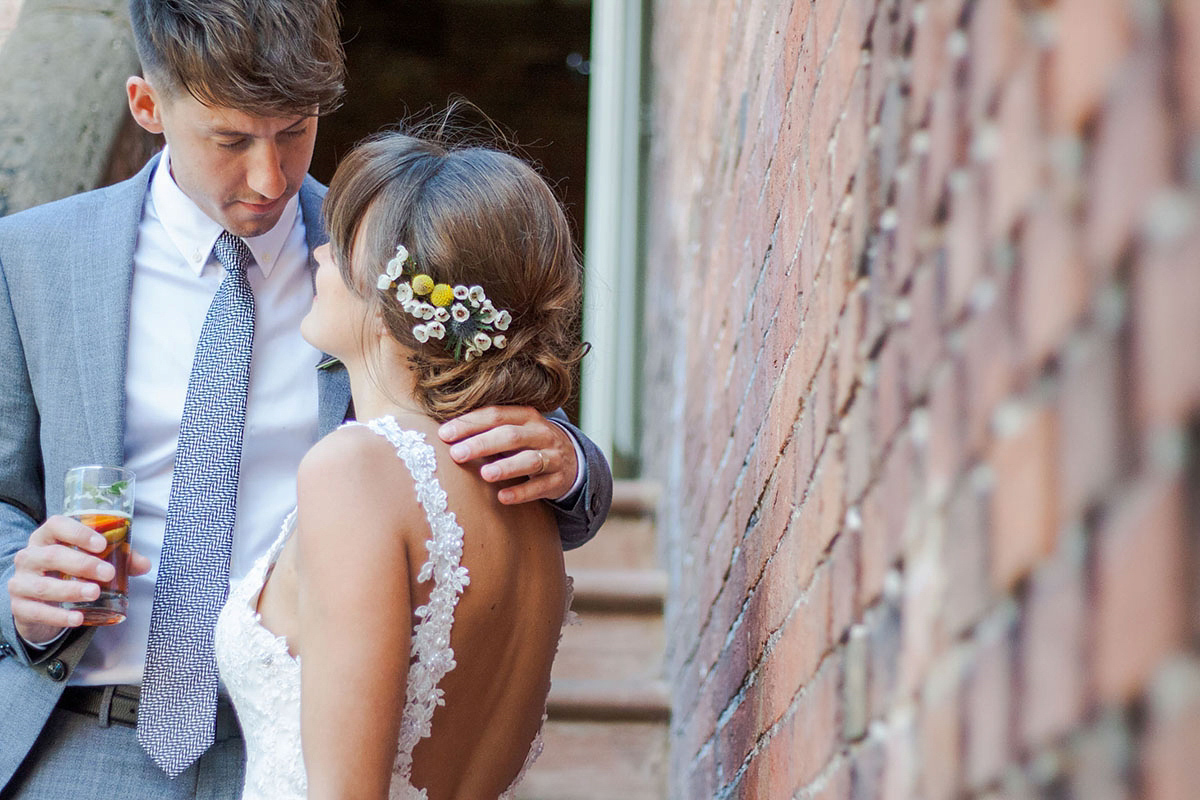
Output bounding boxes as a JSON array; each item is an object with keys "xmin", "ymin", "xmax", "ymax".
[{"xmin": 208, "ymin": 118, "xmax": 309, "ymax": 138}]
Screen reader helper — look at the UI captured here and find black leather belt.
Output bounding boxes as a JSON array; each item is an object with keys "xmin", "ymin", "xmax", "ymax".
[
  {"xmin": 58, "ymin": 684, "xmax": 242, "ymax": 736},
  {"xmin": 59, "ymin": 684, "xmax": 140, "ymax": 728}
]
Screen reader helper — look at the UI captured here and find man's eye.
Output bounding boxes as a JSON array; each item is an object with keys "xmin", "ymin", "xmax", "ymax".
[{"xmin": 218, "ymin": 139, "xmax": 248, "ymax": 150}]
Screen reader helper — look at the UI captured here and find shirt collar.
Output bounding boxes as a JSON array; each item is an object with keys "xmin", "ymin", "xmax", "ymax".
[{"xmin": 148, "ymin": 146, "xmax": 302, "ymax": 279}]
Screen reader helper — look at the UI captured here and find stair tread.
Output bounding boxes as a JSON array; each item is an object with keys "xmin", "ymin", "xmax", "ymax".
[
  {"xmin": 547, "ymin": 677, "xmax": 670, "ymax": 721},
  {"xmin": 569, "ymin": 568, "xmax": 666, "ymax": 611}
]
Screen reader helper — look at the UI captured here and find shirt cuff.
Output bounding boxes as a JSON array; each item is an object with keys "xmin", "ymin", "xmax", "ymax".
[
  {"xmin": 22, "ymin": 627, "xmax": 68, "ymax": 651},
  {"xmin": 549, "ymin": 419, "xmax": 587, "ymax": 504}
]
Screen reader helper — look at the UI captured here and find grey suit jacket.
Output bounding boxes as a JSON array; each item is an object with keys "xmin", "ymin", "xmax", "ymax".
[{"xmin": 0, "ymin": 154, "xmax": 611, "ymax": 788}]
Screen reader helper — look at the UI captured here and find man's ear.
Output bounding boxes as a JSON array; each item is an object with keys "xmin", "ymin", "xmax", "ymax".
[{"xmin": 126, "ymin": 76, "xmax": 165, "ymax": 135}]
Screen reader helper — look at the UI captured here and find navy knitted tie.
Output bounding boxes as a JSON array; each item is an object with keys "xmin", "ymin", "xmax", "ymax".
[{"xmin": 139, "ymin": 231, "xmax": 256, "ymax": 776}]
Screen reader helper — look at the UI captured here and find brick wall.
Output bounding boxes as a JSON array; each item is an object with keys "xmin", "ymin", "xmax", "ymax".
[{"xmin": 642, "ymin": 1, "xmax": 1200, "ymax": 798}]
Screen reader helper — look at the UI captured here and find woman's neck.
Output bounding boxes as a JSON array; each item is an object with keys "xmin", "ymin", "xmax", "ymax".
[{"xmin": 342, "ymin": 346, "xmax": 430, "ymax": 423}]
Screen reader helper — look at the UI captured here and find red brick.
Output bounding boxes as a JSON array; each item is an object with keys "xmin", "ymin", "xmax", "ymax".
[
  {"xmin": 1020, "ymin": 546, "xmax": 1088, "ymax": 749},
  {"xmin": 1016, "ymin": 193, "xmax": 1088, "ymax": 369},
  {"xmin": 1133, "ymin": 227, "xmax": 1200, "ymax": 428},
  {"xmin": 1085, "ymin": 50, "xmax": 1171, "ymax": 276},
  {"xmin": 989, "ymin": 402, "xmax": 1059, "ymax": 590},
  {"xmin": 965, "ymin": 613, "xmax": 1015, "ymax": 790},
  {"xmin": 987, "ymin": 55, "xmax": 1042, "ymax": 241},
  {"xmin": 1094, "ymin": 477, "xmax": 1188, "ymax": 705},
  {"xmin": 1051, "ymin": 0, "xmax": 1132, "ymax": 133},
  {"xmin": 907, "ymin": 0, "xmax": 957, "ymax": 127},
  {"xmin": 1056, "ymin": 332, "xmax": 1121, "ymax": 525},
  {"xmin": 962, "ymin": 289, "xmax": 1018, "ymax": 457},
  {"xmin": 967, "ymin": 0, "xmax": 1024, "ymax": 121},
  {"xmin": 925, "ymin": 362, "xmax": 966, "ymax": 502},
  {"xmin": 835, "ymin": 282, "xmax": 866, "ymax": 414},
  {"xmin": 1143, "ymin": 658, "xmax": 1200, "ymax": 800},
  {"xmin": 829, "ymin": 528, "xmax": 860, "ymax": 645},
  {"xmin": 904, "ymin": 258, "xmax": 944, "ymax": 400},
  {"xmin": 786, "ymin": 655, "xmax": 842, "ymax": 788},
  {"xmin": 1174, "ymin": 0, "xmax": 1200, "ymax": 134},
  {"xmin": 945, "ymin": 168, "xmax": 986, "ymax": 321},
  {"xmin": 918, "ymin": 656, "xmax": 964, "ymax": 800},
  {"xmin": 941, "ymin": 475, "xmax": 990, "ymax": 637}
]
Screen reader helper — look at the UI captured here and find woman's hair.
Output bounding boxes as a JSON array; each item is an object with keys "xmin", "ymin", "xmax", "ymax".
[
  {"xmin": 129, "ymin": 0, "xmax": 345, "ymax": 116},
  {"xmin": 322, "ymin": 128, "xmax": 586, "ymax": 420}
]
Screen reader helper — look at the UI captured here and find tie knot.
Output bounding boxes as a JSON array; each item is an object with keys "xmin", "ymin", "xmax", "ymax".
[{"xmin": 213, "ymin": 231, "xmax": 253, "ymax": 278}]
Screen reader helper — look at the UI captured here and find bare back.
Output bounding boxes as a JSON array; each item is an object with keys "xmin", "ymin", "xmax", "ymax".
[{"xmin": 255, "ymin": 413, "xmax": 567, "ymax": 799}]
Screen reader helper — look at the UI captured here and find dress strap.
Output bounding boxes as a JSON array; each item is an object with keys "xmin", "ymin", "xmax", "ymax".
[{"xmin": 340, "ymin": 416, "xmax": 470, "ymax": 782}]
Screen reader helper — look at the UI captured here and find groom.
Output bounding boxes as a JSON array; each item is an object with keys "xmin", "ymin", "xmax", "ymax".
[{"xmin": 0, "ymin": 0, "xmax": 611, "ymax": 796}]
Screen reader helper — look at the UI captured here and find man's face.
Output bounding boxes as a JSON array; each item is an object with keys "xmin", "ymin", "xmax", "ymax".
[{"xmin": 127, "ymin": 77, "xmax": 318, "ymax": 237}]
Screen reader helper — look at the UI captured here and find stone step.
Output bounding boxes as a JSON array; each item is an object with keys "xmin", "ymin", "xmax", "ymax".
[
  {"xmin": 515, "ymin": 719, "xmax": 669, "ymax": 800},
  {"xmin": 547, "ymin": 678, "xmax": 671, "ymax": 721},
  {"xmin": 565, "ymin": 481, "xmax": 661, "ymax": 573},
  {"xmin": 556, "ymin": 569, "xmax": 667, "ymax": 685}
]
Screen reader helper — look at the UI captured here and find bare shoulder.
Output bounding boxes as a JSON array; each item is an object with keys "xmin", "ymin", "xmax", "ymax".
[{"xmin": 296, "ymin": 424, "xmax": 423, "ymax": 552}]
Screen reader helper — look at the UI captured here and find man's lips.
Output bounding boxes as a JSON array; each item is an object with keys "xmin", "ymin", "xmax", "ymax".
[{"xmin": 238, "ymin": 198, "xmax": 281, "ymax": 214}]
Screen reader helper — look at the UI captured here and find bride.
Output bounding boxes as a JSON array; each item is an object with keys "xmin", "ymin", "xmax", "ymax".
[{"xmin": 214, "ymin": 128, "xmax": 584, "ymax": 799}]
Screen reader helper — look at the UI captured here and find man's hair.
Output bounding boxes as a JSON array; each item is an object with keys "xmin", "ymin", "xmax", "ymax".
[{"xmin": 129, "ymin": 0, "xmax": 345, "ymax": 116}]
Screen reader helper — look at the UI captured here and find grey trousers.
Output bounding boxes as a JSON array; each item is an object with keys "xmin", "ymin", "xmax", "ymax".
[{"xmin": 1, "ymin": 697, "xmax": 245, "ymax": 800}]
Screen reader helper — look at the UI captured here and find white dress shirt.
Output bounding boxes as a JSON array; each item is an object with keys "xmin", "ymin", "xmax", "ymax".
[{"xmin": 70, "ymin": 149, "xmax": 321, "ymax": 686}]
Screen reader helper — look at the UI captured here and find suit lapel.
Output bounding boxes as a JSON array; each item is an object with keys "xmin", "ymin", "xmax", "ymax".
[
  {"xmin": 298, "ymin": 177, "xmax": 353, "ymax": 436},
  {"xmin": 71, "ymin": 155, "xmax": 160, "ymax": 465}
]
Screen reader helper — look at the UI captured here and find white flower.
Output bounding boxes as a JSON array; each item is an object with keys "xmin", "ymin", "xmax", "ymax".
[
  {"xmin": 492, "ymin": 334, "xmax": 507, "ymax": 349},
  {"xmin": 473, "ymin": 332, "xmax": 492, "ymax": 351},
  {"xmin": 479, "ymin": 307, "xmax": 497, "ymax": 324},
  {"xmin": 468, "ymin": 285, "xmax": 486, "ymax": 306},
  {"xmin": 376, "ymin": 273, "xmax": 393, "ymax": 290},
  {"xmin": 393, "ymin": 243, "xmax": 410, "ymax": 263},
  {"xmin": 426, "ymin": 320, "xmax": 446, "ymax": 340},
  {"xmin": 418, "ymin": 303, "xmax": 436, "ymax": 320},
  {"xmin": 403, "ymin": 298, "xmax": 419, "ymax": 315},
  {"xmin": 482, "ymin": 299, "xmax": 495, "ymax": 313},
  {"xmin": 494, "ymin": 310, "xmax": 512, "ymax": 331},
  {"xmin": 413, "ymin": 324, "xmax": 430, "ymax": 343},
  {"xmin": 451, "ymin": 303, "xmax": 470, "ymax": 323},
  {"xmin": 453, "ymin": 285, "xmax": 469, "ymax": 300},
  {"xmin": 434, "ymin": 307, "xmax": 450, "ymax": 322},
  {"xmin": 396, "ymin": 282, "xmax": 414, "ymax": 303}
]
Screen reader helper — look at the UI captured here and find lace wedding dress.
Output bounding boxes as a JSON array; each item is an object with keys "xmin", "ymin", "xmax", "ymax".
[{"xmin": 214, "ymin": 416, "xmax": 551, "ymax": 800}]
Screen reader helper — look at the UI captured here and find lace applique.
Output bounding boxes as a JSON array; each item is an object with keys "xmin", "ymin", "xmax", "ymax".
[{"xmin": 350, "ymin": 417, "xmax": 471, "ymax": 793}]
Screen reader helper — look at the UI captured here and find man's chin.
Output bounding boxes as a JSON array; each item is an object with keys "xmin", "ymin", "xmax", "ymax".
[{"xmin": 223, "ymin": 211, "xmax": 286, "ymax": 238}]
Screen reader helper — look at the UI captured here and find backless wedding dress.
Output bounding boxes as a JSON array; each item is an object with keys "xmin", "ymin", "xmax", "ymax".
[{"xmin": 214, "ymin": 416, "xmax": 556, "ymax": 799}]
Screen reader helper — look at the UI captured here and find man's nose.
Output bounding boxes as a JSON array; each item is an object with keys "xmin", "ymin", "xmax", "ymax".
[{"xmin": 246, "ymin": 143, "xmax": 286, "ymax": 200}]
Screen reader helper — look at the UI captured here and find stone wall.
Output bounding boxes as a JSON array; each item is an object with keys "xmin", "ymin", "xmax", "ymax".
[
  {"xmin": 643, "ymin": 0, "xmax": 1200, "ymax": 798},
  {"xmin": 0, "ymin": 0, "xmax": 141, "ymax": 215},
  {"xmin": 0, "ymin": 0, "xmax": 21, "ymax": 51}
]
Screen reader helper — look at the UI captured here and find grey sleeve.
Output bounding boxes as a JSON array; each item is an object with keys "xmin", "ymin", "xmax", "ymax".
[{"xmin": 546, "ymin": 409, "xmax": 613, "ymax": 551}]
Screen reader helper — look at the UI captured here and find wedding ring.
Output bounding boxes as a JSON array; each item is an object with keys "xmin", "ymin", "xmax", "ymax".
[{"xmin": 533, "ymin": 450, "xmax": 547, "ymax": 475}]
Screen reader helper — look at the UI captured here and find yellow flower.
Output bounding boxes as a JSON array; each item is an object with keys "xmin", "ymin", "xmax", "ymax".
[
  {"xmin": 412, "ymin": 274, "xmax": 435, "ymax": 296},
  {"xmin": 430, "ymin": 283, "xmax": 455, "ymax": 307}
]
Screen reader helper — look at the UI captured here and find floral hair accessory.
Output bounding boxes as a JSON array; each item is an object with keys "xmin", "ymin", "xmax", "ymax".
[{"xmin": 376, "ymin": 243, "xmax": 512, "ymax": 361}]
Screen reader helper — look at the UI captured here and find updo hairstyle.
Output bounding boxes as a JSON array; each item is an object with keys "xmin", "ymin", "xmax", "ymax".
[{"xmin": 322, "ymin": 130, "xmax": 586, "ymax": 420}]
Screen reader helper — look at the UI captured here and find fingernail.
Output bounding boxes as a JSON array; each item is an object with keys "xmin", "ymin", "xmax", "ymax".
[
  {"xmin": 85, "ymin": 584, "xmax": 100, "ymax": 600},
  {"xmin": 90, "ymin": 535, "xmax": 105, "ymax": 551},
  {"xmin": 482, "ymin": 465, "xmax": 498, "ymax": 481},
  {"xmin": 98, "ymin": 564, "xmax": 115, "ymax": 582},
  {"xmin": 498, "ymin": 490, "xmax": 513, "ymax": 504},
  {"xmin": 68, "ymin": 612, "xmax": 83, "ymax": 626},
  {"xmin": 450, "ymin": 444, "xmax": 468, "ymax": 460},
  {"xmin": 439, "ymin": 423, "xmax": 455, "ymax": 440}
]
